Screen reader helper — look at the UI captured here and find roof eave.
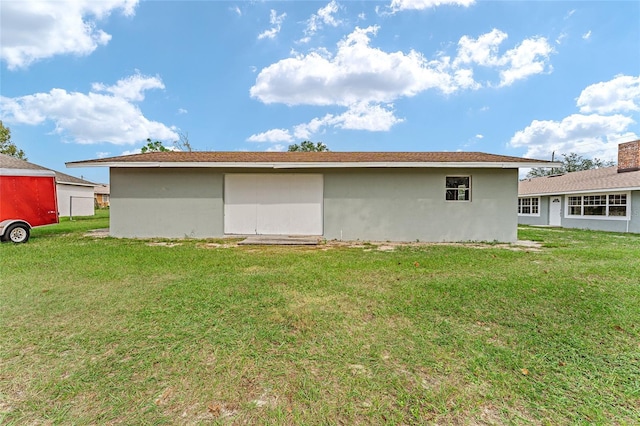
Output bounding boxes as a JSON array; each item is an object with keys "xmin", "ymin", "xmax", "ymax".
[
  {"xmin": 520, "ymin": 186, "xmax": 640, "ymax": 196},
  {"xmin": 56, "ymin": 180, "xmax": 97, "ymax": 187},
  {"xmin": 0, "ymin": 168, "xmax": 57, "ymax": 177},
  {"xmin": 67, "ymin": 161, "xmax": 561, "ymax": 169}
]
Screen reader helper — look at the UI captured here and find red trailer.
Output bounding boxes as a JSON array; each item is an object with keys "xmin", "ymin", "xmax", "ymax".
[{"xmin": 0, "ymin": 168, "xmax": 59, "ymax": 243}]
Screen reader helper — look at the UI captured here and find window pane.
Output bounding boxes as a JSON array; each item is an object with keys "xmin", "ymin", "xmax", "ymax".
[
  {"xmin": 584, "ymin": 195, "xmax": 606, "ymax": 205},
  {"xmin": 446, "ymin": 176, "xmax": 469, "ymax": 188},
  {"xmin": 609, "ymin": 194, "xmax": 626, "ymax": 205},
  {"xmin": 446, "ymin": 189, "xmax": 469, "ymax": 201},
  {"xmin": 569, "ymin": 206, "xmax": 582, "ymax": 215},
  {"xmin": 568, "ymin": 196, "xmax": 582, "ymax": 206},
  {"xmin": 584, "ymin": 206, "xmax": 606, "ymax": 215},
  {"xmin": 445, "ymin": 177, "xmax": 470, "ymax": 201},
  {"xmin": 609, "ymin": 206, "xmax": 627, "ymax": 216}
]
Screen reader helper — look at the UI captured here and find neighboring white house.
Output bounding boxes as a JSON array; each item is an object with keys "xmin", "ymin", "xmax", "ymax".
[
  {"xmin": 0, "ymin": 154, "xmax": 95, "ymax": 217},
  {"xmin": 518, "ymin": 140, "xmax": 640, "ymax": 234},
  {"xmin": 68, "ymin": 151, "xmax": 555, "ymax": 242}
]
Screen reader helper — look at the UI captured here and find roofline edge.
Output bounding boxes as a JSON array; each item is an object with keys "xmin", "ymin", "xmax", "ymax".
[{"xmin": 67, "ymin": 161, "xmax": 562, "ymax": 169}]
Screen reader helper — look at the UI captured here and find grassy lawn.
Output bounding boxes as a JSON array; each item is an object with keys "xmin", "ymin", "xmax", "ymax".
[{"xmin": 1, "ymin": 213, "xmax": 639, "ymax": 424}]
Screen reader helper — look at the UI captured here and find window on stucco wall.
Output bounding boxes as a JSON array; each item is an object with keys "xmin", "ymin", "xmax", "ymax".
[
  {"xmin": 445, "ymin": 176, "xmax": 471, "ymax": 201},
  {"xmin": 567, "ymin": 193, "xmax": 628, "ymax": 218},
  {"xmin": 518, "ymin": 197, "xmax": 540, "ymax": 216}
]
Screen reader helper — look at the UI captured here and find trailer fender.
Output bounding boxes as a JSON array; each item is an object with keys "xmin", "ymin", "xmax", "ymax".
[{"xmin": 0, "ymin": 219, "xmax": 32, "ymax": 243}]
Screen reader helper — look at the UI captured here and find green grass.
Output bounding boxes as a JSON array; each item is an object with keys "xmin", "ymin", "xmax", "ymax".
[{"xmin": 1, "ymin": 217, "xmax": 639, "ymax": 424}]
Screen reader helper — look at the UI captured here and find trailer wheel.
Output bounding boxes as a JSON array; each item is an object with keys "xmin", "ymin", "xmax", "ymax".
[{"xmin": 4, "ymin": 223, "xmax": 30, "ymax": 243}]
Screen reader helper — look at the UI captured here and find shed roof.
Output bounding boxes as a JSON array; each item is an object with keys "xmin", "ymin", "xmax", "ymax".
[
  {"xmin": 0, "ymin": 153, "xmax": 95, "ymax": 186},
  {"xmin": 519, "ymin": 166, "xmax": 640, "ymax": 196},
  {"xmin": 67, "ymin": 151, "xmax": 557, "ymax": 169}
]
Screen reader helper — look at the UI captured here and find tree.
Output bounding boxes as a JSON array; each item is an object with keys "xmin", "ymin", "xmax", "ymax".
[
  {"xmin": 288, "ymin": 141, "xmax": 329, "ymax": 152},
  {"xmin": 0, "ymin": 121, "xmax": 27, "ymax": 160},
  {"xmin": 141, "ymin": 138, "xmax": 169, "ymax": 153},
  {"xmin": 173, "ymin": 131, "xmax": 193, "ymax": 152},
  {"xmin": 526, "ymin": 152, "xmax": 615, "ymax": 178}
]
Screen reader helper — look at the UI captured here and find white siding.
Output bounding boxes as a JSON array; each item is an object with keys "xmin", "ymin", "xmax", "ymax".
[{"xmin": 57, "ymin": 184, "xmax": 95, "ymax": 217}]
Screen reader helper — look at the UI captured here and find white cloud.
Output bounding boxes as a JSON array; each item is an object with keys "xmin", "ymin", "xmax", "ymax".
[
  {"xmin": 258, "ymin": 9, "xmax": 286, "ymax": 40},
  {"xmin": 91, "ymin": 71, "xmax": 164, "ymax": 101},
  {"xmin": 497, "ymin": 37, "xmax": 554, "ymax": 87},
  {"xmin": 0, "ymin": 74, "xmax": 178, "ymax": 144},
  {"xmin": 475, "ymin": 134, "xmax": 483, "ymax": 139},
  {"xmin": 292, "ymin": 102, "xmax": 403, "ymax": 139},
  {"xmin": 582, "ymin": 30, "xmax": 592, "ymax": 40},
  {"xmin": 333, "ymin": 102, "xmax": 404, "ymax": 131},
  {"xmin": 389, "ymin": 0, "xmax": 475, "ymax": 12},
  {"xmin": 454, "ymin": 29, "xmax": 553, "ymax": 87},
  {"xmin": 247, "ymin": 128, "xmax": 293, "ymax": 143},
  {"xmin": 251, "ymin": 26, "xmax": 553, "ymax": 108},
  {"xmin": 1, "ymin": 0, "xmax": 138, "ymax": 69},
  {"xmin": 251, "ymin": 26, "xmax": 461, "ymax": 106},
  {"xmin": 177, "ymin": 108, "xmax": 188, "ymax": 115},
  {"xmin": 96, "ymin": 151, "xmax": 111, "ymax": 158},
  {"xmin": 304, "ymin": 0, "xmax": 341, "ymax": 39},
  {"xmin": 266, "ymin": 144, "xmax": 286, "ymax": 152},
  {"xmin": 454, "ymin": 28, "xmax": 508, "ymax": 67},
  {"xmin": 511, "ymin": 75, "xmax": 640, "ymax": 161},
  {"xmin": 576, "ymin": 75, "xmax": 640, "ymax": 115}
]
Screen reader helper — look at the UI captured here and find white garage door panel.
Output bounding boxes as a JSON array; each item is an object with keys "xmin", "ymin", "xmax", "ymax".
[
  {"xmin": 224, "ymin": 174, "xmax": 323, "ymax": 235},
  {"xmin": 224, "ymin": 174, "xmax": 259, "ymax": 234}
]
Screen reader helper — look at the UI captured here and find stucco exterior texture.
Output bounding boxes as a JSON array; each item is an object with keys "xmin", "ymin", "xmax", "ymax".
[
  {"xmin": 110, "ymin": 167, "xmax": 519, "ymax": 242},
  {"xmin": 519, "ymin": 192, "xmax": 640, "ymax": 233}
]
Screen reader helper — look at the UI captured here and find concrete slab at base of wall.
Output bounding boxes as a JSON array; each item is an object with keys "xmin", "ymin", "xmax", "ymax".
[{"xmin": 238, "ymin": 235, "xmax": 320, "ymax": 245}]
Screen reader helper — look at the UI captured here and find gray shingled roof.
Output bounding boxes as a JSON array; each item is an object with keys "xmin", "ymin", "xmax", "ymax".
[
  {"xmin": 67, "ymin": 151, "xmax": 554, "ymax": 166},
  {"xmin": 0, "ymin": 153, "xmax": 95, "ymax": 186},
  {"xmin": 519, "ymin": 166, "xmax": 640, "ymax": 195}
]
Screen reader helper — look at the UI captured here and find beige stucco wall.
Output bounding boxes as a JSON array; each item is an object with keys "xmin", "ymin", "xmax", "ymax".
[
  {"xmin": 110, "ymin": 168, "xmax": 223, "ymax": 238},
  {"xmin": 323, "ymin": 168, "xmax": 518, "ymax": 242},
  {"xmin": 110, "ymin": 167, "xmax": 519, "ymax": 242}
]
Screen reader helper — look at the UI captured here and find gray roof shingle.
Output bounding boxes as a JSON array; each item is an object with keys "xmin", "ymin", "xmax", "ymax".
[
  {"xmin": 0, "ymin": 153, "xmax": 95, "ymax": 186},
  {"xmin": 67, "ymin": 151, "xmax": 554, "ymax": 166},
  {"xmin": 519, "ymin": 166, "xmax": 640, "ymax": 195}
]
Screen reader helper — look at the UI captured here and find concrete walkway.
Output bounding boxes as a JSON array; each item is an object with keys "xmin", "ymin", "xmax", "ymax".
[{"xmin": 238, "ymin": 235, "xmax": 321, "ymax": 245}]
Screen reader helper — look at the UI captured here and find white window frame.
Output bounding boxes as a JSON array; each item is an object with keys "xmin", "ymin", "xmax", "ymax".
[
  {"xmin": 445, "ymin": 176, "xmax": 471, "ymax": 202},
  {"xmin": 518, "ymin": 196, "xmax": 540, "ymax": 216},
  {"xmin": 564, "ymin": 192, "xmax": 630, "ymax": 220}
]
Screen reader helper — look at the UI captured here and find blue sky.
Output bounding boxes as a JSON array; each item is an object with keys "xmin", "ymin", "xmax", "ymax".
[{"xmin": 1, "ymin": 0, "xmax": 639, "ymax": 184}]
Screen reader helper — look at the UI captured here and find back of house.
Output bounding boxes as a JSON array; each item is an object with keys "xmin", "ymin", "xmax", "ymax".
[
  {"xmin": 0, "ymin": 168, "xmax": 59, "ymax": 242},
  {"xmin": 518, "ymin": 140, "xmax": 640, "ymax": 233}
]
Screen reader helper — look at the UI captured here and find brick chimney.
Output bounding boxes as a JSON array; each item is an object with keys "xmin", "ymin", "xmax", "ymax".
[{"xmin": 618, "ymin": 140, "xmax": 640, "ymax": 173}]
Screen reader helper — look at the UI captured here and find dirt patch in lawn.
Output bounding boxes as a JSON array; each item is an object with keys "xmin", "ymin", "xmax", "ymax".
[
  {"xmin": 81, "ymin": 230, "xmax": 542, "ymax": 252},
  {"xmin": 323, "ymin": 240, "xmax": 543, "ymax": 252}
]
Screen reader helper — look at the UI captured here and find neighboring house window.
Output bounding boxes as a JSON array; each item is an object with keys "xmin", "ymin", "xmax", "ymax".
[
  {"xmin": 518, "ymin": 197, "xmax": 540, "ymax": 216},
  {"xmin": 566, "ymin": 193, "xmax": 628, "ymax": 218},
  {"xmin": 446, "ymin": 176, "xmax": 471, "ymax": 201}
]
